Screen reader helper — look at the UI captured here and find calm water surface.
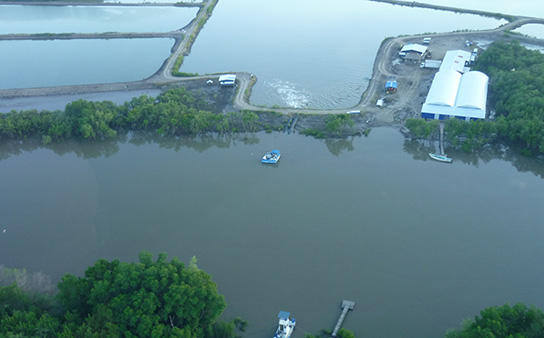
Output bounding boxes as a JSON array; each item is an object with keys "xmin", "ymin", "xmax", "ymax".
[
  {"xmin": 0, "ymin": 39, "xmax": 173, "ymax": 89},
  {"xmin": 416, "ymin": 0, "xmax": 544, "ymax": 18},
  {"xmin": 0, "ymin": 5, "xmax": 198, "ymax": 34},
  {"xmin": 514, "ymin": 24, "xmax": 544, "ymax": 40},
  {"xmin": 1, "ymin": 129, "xmax": 544, "ymax": 338},
  {"xmin": 181, "ymin": 0, "xmax": 504, "ymax": 109}
]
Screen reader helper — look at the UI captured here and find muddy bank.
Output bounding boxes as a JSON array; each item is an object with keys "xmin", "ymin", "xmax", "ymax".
[
  {"xmin": 0, "ymin": 78, "xmax": 237, "ymax": 114},
  {"xmin": 0, "ymin": 89, "xmax": 161, "ymax": 113}
]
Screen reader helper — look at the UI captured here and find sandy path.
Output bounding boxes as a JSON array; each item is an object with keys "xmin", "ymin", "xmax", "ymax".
[{"xmin": 1, "ymin": 1, "xmax": 544, "ymax": 124}]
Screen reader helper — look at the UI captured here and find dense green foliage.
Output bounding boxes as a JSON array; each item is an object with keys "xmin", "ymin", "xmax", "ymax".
[
  {"xmin": 406, "ymin": 40, "xmax": 544, "ymax": 155},
  {"xmin": 305, "ymin": 328, "xmax": 356, "ymax": 338},
  {"xmin": 301, "ymin": 128, "xmax": 326, "ymax": 139},
  {"xmin": 444, "ymin": 303, "xmax": 544, "ymax": 338},
  {"xmin": 302, "ymin": 114, "xmax": 355, "ymax": 139},
  {"xmin": 405, "ymin": 117, "xmax": 500, "ymax": 153},
  {"xmin": 172, "ymin": 0, "xmax": 218, "ymax": 77},
  {"xmin": 405, "ymin": 118, "xmax": 440, "ymax": 139},
  {"xmin": 0, "ymin": 252, "xmax": 236, "ymax": 338},
  {"xmin": 0, "ymin": 88, "xmax": 260, "ymax": 144},
  {"xmin": 473, "ymin": 40, "xmax": 544, "ymax": 154}
]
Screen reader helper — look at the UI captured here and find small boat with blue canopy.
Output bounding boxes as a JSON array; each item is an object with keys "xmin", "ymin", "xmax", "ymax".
[
  {"xmin": 262, "ymin": 150, "xmax": 281, "ymax": 164},
  {"xmin": 274, "ymin": 311, "xmax": 295, "ymax": 338}
]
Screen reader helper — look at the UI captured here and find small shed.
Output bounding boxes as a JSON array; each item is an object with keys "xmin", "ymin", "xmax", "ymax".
[
  {"xmin": 219, "ymin": 74, "xmax": 236, "ymax": 86},
  {"xmin": 385, "ymin": 80, "xmax": 397, "ymax": 94}
]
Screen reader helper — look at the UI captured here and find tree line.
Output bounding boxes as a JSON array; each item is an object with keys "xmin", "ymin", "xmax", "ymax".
[
  {"xmin": 444, "ymin": 303, "xmax": 544, "ymax": 338},
  {"xmin": 0, "ymin": 88, "xmax": 260, "ymax": 144},
  {"xmin": 0, "ymin": 252, "xmax": 245, "ymax": 338},
  {"xmin": 406, "ymin": 40, "xmax": 544, "ymax": 155},
  {"xmin": 2, "ymin": 254, "xmax": 544, "ymax": 337}
]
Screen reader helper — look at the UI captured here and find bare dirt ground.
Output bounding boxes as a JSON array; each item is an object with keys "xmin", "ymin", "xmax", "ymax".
[
  {"xmin": 2, "ymin": 0, "xmax": 544, "ymax": 137},
  {"xmin": 229, "ymin": 16, "xmax": 544, "ymax": 134},
  {"xmin": 350, "ymin": 23, "xmax": 544, "ymax": 130}
]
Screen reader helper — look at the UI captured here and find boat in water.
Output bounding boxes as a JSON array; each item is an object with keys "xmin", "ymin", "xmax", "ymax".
[
  {"xmin": 262, "ymin": 150, "xmax": 281, "ymax": 164},
  {"xmin": 274, "ymin": 311, "xmax": 295, "ymax": 338},
  {"xmin": 428, "ymin": 153, "xmax": 452, "ymax": 163}
]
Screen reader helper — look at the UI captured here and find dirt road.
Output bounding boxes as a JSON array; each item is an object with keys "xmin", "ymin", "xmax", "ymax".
[
  {"xmin": 231, "ymin": 15, "xmax": 544, "ymax": 124},
  {"xmin": 1, "ymin": 1, "xmax": 544, "ymax": 127}
]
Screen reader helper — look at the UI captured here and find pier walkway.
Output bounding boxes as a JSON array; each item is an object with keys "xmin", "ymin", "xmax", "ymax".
[{"xmin": 331, "ymin": 300, "xmax": 355, "ymax": 337}]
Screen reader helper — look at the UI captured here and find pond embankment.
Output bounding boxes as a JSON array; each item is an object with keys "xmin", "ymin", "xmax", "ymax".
[{"xmin": 1, "ymin": 0, "xmax": 544, "ymax": 127}]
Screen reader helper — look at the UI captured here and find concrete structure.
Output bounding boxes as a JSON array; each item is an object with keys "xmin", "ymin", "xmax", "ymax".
[
  {"xmin": 439, "ymin": 50, "xmax": 471, "ymax": 73},
  {"xmin": 421, "ymin": 69, "xmax": 488, "ymax": 121},
  {"xmin": 219, "ymin": 74, "xmax": 236, "ymax": 86}
]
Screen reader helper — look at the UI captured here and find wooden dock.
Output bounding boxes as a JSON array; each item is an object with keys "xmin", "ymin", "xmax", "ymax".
[{"xmin": 331, "ymin": 300, "xmax": 355, "ymax": 337}]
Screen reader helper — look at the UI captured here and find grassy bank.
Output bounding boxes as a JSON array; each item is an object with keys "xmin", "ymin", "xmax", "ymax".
[
  {"xmin": 369, "ymin": 0, "xmax": 516, "ymax": 22},
  {"xmin": 172, "ymin": 0, "xmax": 219, "ymax": 77}
]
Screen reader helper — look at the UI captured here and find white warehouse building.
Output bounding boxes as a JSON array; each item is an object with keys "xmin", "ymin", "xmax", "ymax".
[
  {"xmin": 421, "ymin": 50, "xmax": 489, "ymax": 121},
  {"xmin": 439, "ymin": 50, "xmax": 471, "ymax": 73}
]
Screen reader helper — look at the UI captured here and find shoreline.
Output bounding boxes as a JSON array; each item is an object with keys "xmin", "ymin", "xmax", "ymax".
[
  {"xmin": 1, "ymin": 1, "xmax": 544, "ymax": 125},
  {"xmin": 0, "ymin": 1, "xmax": 202, "ymax": 6}
]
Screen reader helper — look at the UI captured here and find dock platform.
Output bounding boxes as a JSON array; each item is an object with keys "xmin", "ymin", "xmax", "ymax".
[{"xmin": 331, "ymin": 300, "xmax": 355, "ymax": 337}]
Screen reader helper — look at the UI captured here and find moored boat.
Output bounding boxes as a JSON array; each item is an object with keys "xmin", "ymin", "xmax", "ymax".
[
  {"xmin": 274, "ymin": 311, "xmax": 295, "ymax": 338},
  {"xmin": 429, "ymin": 153, "xmax": 452, "ymax": 163},
  {"xmin": 262, "ymin": 150, "xmax": 281, "ymax": 164}
]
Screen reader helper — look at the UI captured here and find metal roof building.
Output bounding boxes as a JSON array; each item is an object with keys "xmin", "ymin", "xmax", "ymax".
[
  {"xmin": 219, "ymin": 74, "xmax": 236, "ymax": 86},
  {"xmin": 399, "ymin": 43, "xmax": 428, "ymax": 61},
  {"xmin": 421, "ymin": 70, "xmax": 488, "ymax": 121},
  {"xmin": 400, "ymin": 43, "xmax": 428, "ymax": 55},
  {"xmin": 439, "ymin": 50, "xmax": 471, "ymax": 73}
]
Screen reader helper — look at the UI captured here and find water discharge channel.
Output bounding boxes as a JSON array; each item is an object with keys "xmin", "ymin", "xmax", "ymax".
[{"xmin": 1, "ymin": 1, "xmax": 544, "ymax": 337}]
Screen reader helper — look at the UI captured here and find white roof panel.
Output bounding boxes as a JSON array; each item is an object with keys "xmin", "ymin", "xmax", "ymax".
[
  {"xmin": 422, "ymin": 70, "xmax": 488, "ymax": 120},
  {"xmin": 455, "ymin": 71, "xmax": 489, "ymax": 110},
  {"xmin": 400, "ymin": 43, "xmax": 428, "ymax": 54},
  {"xmin": 219, "ymin": 74, "xmax": 236, "ymax": 82},
  {"xmin": 440, "ymin": 50, "xmax": 471, "ymax": 73},
  {"xmin": 424, "ymin": 69, "xmax": 461, "ymax": 107}
]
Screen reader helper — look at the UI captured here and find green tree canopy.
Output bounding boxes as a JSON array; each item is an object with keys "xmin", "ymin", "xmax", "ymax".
[
  {"xmin": 473, "ymin": 40, "xmax": 544, "ymax": 154},
  {"xmin": 444, "ymin": 303, "xmax": 544, "ymax": 338},
  {"xmin": 56, "ymin": 251, "xmax": 226, "ymax": 337},
  {"xmin": 0, "ymin": 87, "xmax": 264, "ymax": 143},
  {"xmin": 0, "ymin": 252, "xmax": 233, "ymax": 338},
  {"xmin": 407, "ymin": 40, "xmax": 544, "ymax": 155}
]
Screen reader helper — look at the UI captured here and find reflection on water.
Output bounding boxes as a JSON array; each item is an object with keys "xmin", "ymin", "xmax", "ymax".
[
  {"xmin": 2, "ymin": 129, "xmax": 544, "ymax": 338},
  {"xmin": 403, "ymin": 138, "xmax": 544, "ymax": 178},
  {"xmin": 2, "ymin": 129, "xmax": 544, "ymax": 177},
  {"xmin": 0, "ymin": 132, "xmax": 267, "ymax": 162},
  {"xmin": 325, "ymin": 137, "xmax": 356, "ymax": 156}
]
